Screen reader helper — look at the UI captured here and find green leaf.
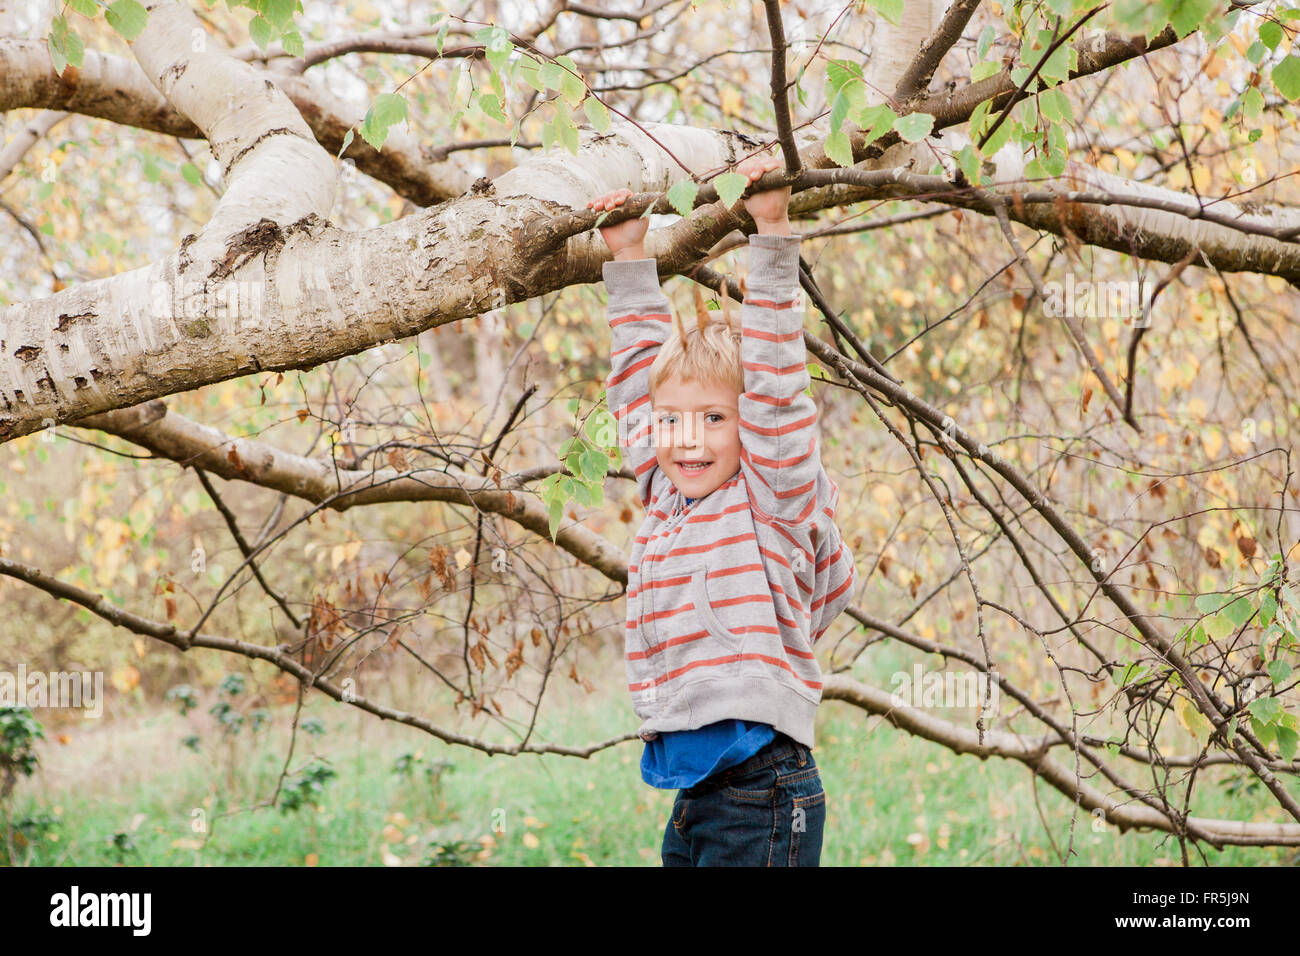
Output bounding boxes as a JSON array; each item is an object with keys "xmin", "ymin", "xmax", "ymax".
[
  {"xmin": 666, "ymin": 178, "xmax": 698, "ymax": 217},
  {"xmin": 552, "ymin": 107, "xmax": 579, "ymax": 154},
  {"xmin": 866, "ymin": 0, "xmax": 904, "ymax": 26},
  {"xmin": 478, "ymin": 92, "xmax": 506, "ymax": 123},
  {"xmin": 1195, "ymin": 592, "xmax": 1229, "ymax": 614},
  {"xmin": 1165, "ymin": 0, "xmax": 1216, "ymax": 39},
  {"xmin": 1224, "ymin": 596, "xmax": 1255, "ymax": 627},
  {"xmin": 1259, "ymin": 20, "xmax": 1283, "ymax": 50},
  {"xmin": 248, "ymin": 14, "xmax": 274, "ymax": 50},
  {"xmin": 857, "ymin": 103, "xmax": 897, "ymax": 144},
  {"xmin": 181, "ymin": 163, "xmax": 202, "ymax": 186},
  {"xmin": 1203, "ymin": 611, "xmax": 1235, "ymax": 641},
  {"xmin": 970, "ymin": 60, "xmax": 1002, "ymax": 82},
  {"xmin": 824, "ymin": 128, "xmax": 853, "ymax": 167},
  {"xmin": 106, "ymin": 0, "xmax": 148, "ymax": 40},
  {"xmin": 956, "ymin": 144, "xmax": 980, "ymax": 184},
  {"xmin": 583, "ymin": 95, "xmax": 610, "ymax": 133},
  {"xmin": 1249, "ymin": 696, "xmax": 1283, "ymax": 724},
  {"xmin": 824, "ymin": 59, "xmax": 863, "ymax": 99},
  {"xmin": 1260, "ymin": 590, "xmax": 1278, "ymax": 627},
  {"xmin": 359, "ymin": 92, "xmax": 408, "ymax": 151},
  {"xmin": 893, "ymin": 112, "xmax": 934, "ymax": 143},
  {"xmin": 1250, "ymin": 716, "xmax": 1275, "ymax": 747},
  {"xmin": 47, "ymin": 26, "xmax": 68, "ymax": 77},
  {"xmin": 336, "ymin": 127, "xmax": 354, "ymax": 159},
  {"xmin": 1267, "ymin": 659, "xmax": 1293, "ymax": 686},
  {"xmin": 262, "ymin": 0, "xmax": 296, "ymax": 29},
  {"xmin": 714, "ymin": 171, "xmax": 748, "ymax": 209},
  {"xmin": 1272, "ymin": 55, "xmax": 1300, "ymax": 101},
  {"xmin": 68, "ymin": 0, "xmax": 99, "ymax": 16},
  {"xmin": 829, "ymin": 89, "xmax": 851, "ymax": 133},
  {"xmin": 976, "ymin": 24, "xmax": 995, "ymax": 60},
  {"xmin": 585, "ymin": 409, "xmax": 617, "ymax": 447},
  {"xmin": 281, "ymin": 28, "xmax": 304, "ymax": 58},
  {"xmin": 519, "ymin": 56, "xmax": 546, "ymax": 92},
  {"xmin": 1277, "ymin": 724, "xmax": 1298, "ymax": 761},
  {"xmin": 557, "ymin": 54, "xmax": 587, "ymax": 107},
  {"xmin": 580, "ymin": 448, "xmax": 609, "ymax": 481},
  {"xmin": 539, "ymin": 60, "xmax": 562, "ymax": 90},
  {"xmin": 1039, "ymin": 87, "xmax": 1071, "ymax": 123}
]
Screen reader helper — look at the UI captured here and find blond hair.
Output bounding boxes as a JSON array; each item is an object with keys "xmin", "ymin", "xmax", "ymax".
[{"xmin": 648, "ymin": 282, "xmax": 744, "ymax": 401}]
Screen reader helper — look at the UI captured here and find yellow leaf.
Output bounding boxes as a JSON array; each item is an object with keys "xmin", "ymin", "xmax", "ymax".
[
  {"xmin": 522, "ymin": 832, "xmax": 540, "ymax": 849},
  {"xmin": 720, "ymin": 87, "xmax": 744, "ymax": 117},
  {"xmin": 1176, "ymin": 697, "xmax": 1213, "ymax": 742},
  {"xmin": 1114, "ymin": 147, "xmax": 1137, "ymax": 171},
  {"xmin": 455, "ymin": 547, "xmax": 473, "ymax": 570},
  {"xmin": 1200, "ymin": 106, "xmax": 1221, "ymax": 133},
  {"xmin": 111, "ymin": 664, "xmax": 140, "ymax": 694},
  {"xmin": 1155, "ymin": 361, "xmax": 1181, "ymax": 392},
  {"xmin": 1192, "ymin": 165, "xmax": 1212, "ymax": 193},
  {"xmin": 890, "ymin": 287, "xmax": 917, "ymax": 308},
  {"xmin": 1202, "ymin": 428, "xmax": 1223, "ymax": 459}
]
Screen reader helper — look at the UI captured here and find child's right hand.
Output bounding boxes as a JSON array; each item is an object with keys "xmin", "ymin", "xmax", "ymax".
[{"xmin": 588, "ymin": 188, "xmax": 648, "ymax": 260}]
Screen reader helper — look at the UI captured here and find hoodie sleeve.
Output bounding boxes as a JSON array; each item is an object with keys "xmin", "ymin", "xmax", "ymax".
[
  {"xmin": 603, "ymin": 258, "xmax": 671, "ymax": 512},
  {"xmin": 738, "ymin": 234, "xmax": 823, "ymax": 524}
]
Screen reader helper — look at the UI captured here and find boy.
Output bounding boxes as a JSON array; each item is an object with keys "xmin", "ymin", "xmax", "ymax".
[{"xmin": 589, "ymin": 155, "xmax": 858, "ymax": 866}]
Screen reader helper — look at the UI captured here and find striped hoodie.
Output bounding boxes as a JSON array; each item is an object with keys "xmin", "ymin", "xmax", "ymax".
[{"xmin": 602, "ymin": 233, "xmax": 858, "ymax": 750}]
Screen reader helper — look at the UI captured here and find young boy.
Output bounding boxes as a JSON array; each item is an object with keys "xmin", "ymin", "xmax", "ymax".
[{"xmin": 589, "ymin": 155, "xmax": 858, "ymax": 866}]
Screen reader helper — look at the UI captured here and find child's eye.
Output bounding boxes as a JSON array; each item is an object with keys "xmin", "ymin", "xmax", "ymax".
[{"xmin": 707, "ymin": 413, "xmax": 724, "ymax": 423}]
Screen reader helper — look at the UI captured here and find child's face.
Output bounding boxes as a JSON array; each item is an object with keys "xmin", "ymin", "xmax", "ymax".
[{"xmin": 652, "ymin": 374, "xmax": 742, "ymax": 500}]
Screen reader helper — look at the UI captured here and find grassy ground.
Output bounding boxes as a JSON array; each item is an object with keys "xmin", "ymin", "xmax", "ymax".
[{"xmin": 5, "ymin": 657, "xmax": 1297, "ymax": 866}]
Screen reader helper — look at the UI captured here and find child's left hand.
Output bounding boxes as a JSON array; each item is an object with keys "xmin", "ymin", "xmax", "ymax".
[{"xmin": 735, "ymin": 154, "xmax": 791, "ymax": 233}]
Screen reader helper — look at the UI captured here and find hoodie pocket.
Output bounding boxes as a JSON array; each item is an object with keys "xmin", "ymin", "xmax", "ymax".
[{"xmin": 690, "ymin": 566, "xmax": 743, "ymax": 654}]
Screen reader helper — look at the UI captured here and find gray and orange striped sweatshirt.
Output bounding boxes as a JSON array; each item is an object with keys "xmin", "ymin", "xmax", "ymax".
[{"xmin": 603, "ymin": 233, "xmax": 858, "ymax": 750}]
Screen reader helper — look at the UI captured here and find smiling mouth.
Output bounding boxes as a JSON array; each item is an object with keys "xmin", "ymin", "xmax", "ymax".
[{"xmin": 677, "ymin": 461, "xmax": 713, "ymax": 474}]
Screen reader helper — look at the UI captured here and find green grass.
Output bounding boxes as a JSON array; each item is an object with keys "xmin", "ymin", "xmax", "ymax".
[{"xmin": 4, "ymin": 657, "xmax": 1297, "ymax": 866}]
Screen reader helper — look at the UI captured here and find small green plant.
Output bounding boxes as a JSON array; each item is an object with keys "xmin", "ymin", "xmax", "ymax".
[
  {"xmin": 278, "ymin": 761, "xmax": 337, "ymax": 814},
  {"xmin": 391, "ymin": 752, "xmax": 453, "ymax": 818},
  {"xmin": 165, "ymin": 684, "xmax": 199, "ymax": 716},
  {"xmin": 0, "ymin": 706, "xmax": 46, "ymax": 865},
  {"xmin": 106, "ymin": 830, "xmax": 138, "ymax": 865},
  {"xmin": 421, "ymin": 822, "xmax": 480, "ymax": 866},
  {"xmin": 0, "ymin": 707, "xmax": 44, "ymax": 799}
]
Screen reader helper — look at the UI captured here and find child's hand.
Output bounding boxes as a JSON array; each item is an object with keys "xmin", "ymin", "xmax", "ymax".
[
  {"xmin": 588, "ymin": 188, "xmax": 649, "ymax": 260},
  {"xmin": 735, "ymin": 154, "xmax": 792, "ymax": 235}
]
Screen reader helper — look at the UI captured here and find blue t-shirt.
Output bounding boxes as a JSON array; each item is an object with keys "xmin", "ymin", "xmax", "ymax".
[{"xmin": 640, "ymin": 495, "xmax": 776, "ymax": 789}]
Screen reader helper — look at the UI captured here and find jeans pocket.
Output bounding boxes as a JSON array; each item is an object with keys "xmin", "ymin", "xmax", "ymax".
[
  {"xmin": 720, "ymin": 764, "xmax": 777, "ymax": 802},
  {"xmin": 776, "ymin": 758, "xmax": 825, "ymax": 866}
]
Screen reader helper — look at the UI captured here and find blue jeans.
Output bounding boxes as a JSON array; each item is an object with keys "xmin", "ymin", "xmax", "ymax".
[{"xmin": 661, "ymin": 732, "xmax": 826, "ymax": 866}]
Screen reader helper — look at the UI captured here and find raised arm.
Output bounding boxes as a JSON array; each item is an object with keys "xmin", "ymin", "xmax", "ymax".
[
  {"xmin": 737, "ymin": 234, "xmax": 823, "ymax": 523},
  {"xmin": 591, "ymin": 189, "xmax": 670, "ymax": 512},
  {"xmin": 732, "ymin": 156, "xmax": 824, "ymax": 524},
  {"xmin": 604, "ymin": 258, "xmax": 672, "ymax": 511}
]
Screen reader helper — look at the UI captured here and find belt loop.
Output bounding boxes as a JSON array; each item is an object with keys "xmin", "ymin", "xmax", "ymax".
[{"xmin": 797, "ymin": 744, "xmax": 807, "ymax": 766}]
